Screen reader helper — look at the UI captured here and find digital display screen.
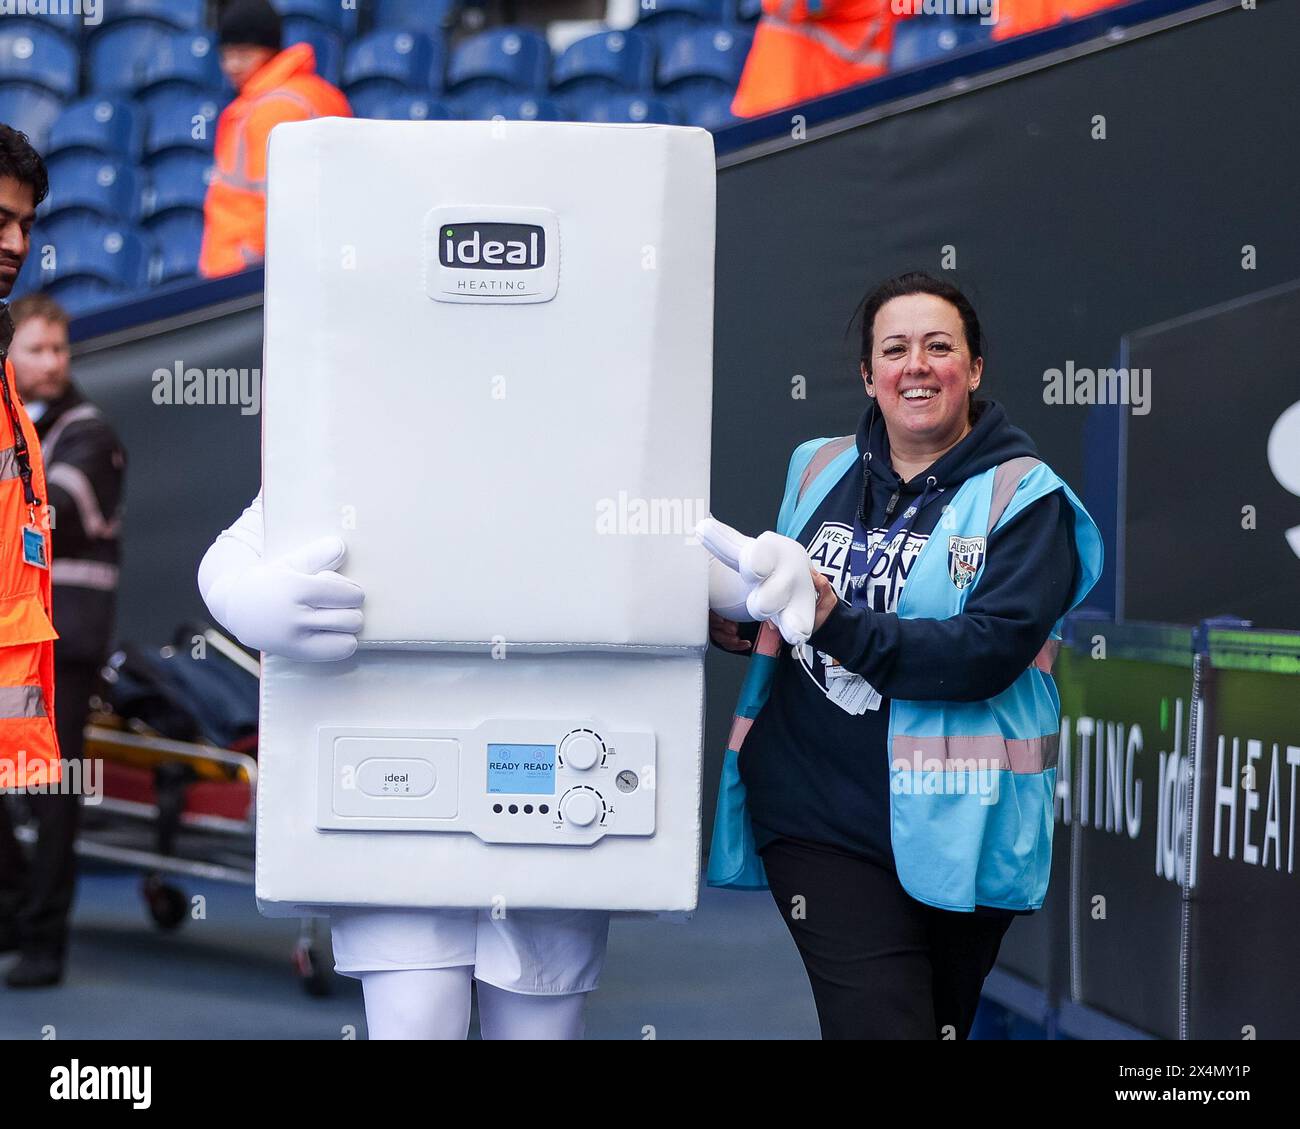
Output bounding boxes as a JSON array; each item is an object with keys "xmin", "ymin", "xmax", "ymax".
[{"xmin": 487, "ymin": 744, "xmax": 556, "ymax": 795}]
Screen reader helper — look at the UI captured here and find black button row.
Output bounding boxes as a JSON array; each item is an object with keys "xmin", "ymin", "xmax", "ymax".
[{"xmin": 492, "ymin": 803, "xmax": 550, "ymax": 815}]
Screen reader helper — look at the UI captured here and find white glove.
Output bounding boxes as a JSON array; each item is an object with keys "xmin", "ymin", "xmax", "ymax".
[
  {"xmin": 197, "ymin": 491, "xmax": 365, "ymax": 663},
  {"xmin": 695, "ymin": 516, "xmax": 817, "ymax": 647}
]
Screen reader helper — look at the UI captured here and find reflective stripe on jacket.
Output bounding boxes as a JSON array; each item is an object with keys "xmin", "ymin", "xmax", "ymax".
[
  {"xmin": 706, "ymin": 435, "xmax": 1104, "ymax": 911},
  {"xmin": 199, "ymin": 43, "xmax": 353, "ymax": 278},
  {"xmin": 731, "ymin": 0, "xmax": 903, "ymax": 119},
  {"xmin": 0, "ymin": 356, "xmax": 60, "ymax": 788}
]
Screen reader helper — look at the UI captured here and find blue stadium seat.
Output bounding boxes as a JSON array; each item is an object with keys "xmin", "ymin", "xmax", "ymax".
[
  {"xmin": 566, "ymin": 93, "xmax": 680, "ymax": 125},
  {"xmin": 99, "ymin": 0, "xmax": 206, "ymax": 31},
  {"xmin": 0, "ymin": 23, "xmax": 79, "ymax": 98},
  {"xmin": 373, "ymin": 0, "xmax": 460, "ymax": 35},
  {"xmin": 359, "ymin": 93, "xmax": 456, "ymax": 121},
  {"xmin": 283, "ymin": 18, "xmax": 344, "ymax": 87},
  {"xmin": 552, "ymin": 30, "xmax": 655, "ymax": 94},
  {"xmin": 452, "ymin": 94, "xmax": 566, "ymax": 122},
  {"xmin": 346, "ymin": 82, "xmax": 425, "ymax": 120},
  {"xmin": 2, "ymin": 14, "xmax": 85, "ymax": 45},
  {"xmin": 46, "ymin": 277, "xmax": 144, "ymax": 316},
  {"xmin": 39, "ymin": 154, "xmax": 144, "ymax": 223},
  {"xmin": 636, "ymin": 0, "xmax": 728, "ymax": 49},
  {"xmin": 29, "ymin": 215, "xmax": 156, "ymax": 294},
  {"xmin": 730, "ymin": 0, "xmax": 762, "ymax": 22},
  {"xmin": 672, "ymin": 90, "xmax": 741, "ymax": 131},
  {"xmin": 344, "ymin": 29, "xmax": 443, "ymax": 92},
  {"xmin": 48, "ymin": 98, "xmax": 147, "ymax": 162},
  {"xmin": 446, "ymin": 28, "xmax": 550, "ymax": 95},
  {"xmin": 140, "ymin": 88, "xmax": 223, "ymax": 157},
  {"xmin": 140, "ymin": 31, "xmax": 223, "ymax": 94},
  {"xmin": 274, "ymin": 0, "xmax": 353, "ymax": 36},
  {"xmin": 141, "ymin": 150, "xmax": 213, "ymax": 218},
  {"xmin": 0, "ymin": 86, "xmax": 66, "ymax": 154},
  {"xmin": 889, "ymin": 17, "xmax": 992, "ymax": 71},
  {"xmin": 144, "ymin": 209, "xmax": 205, "ymax": 284},
  {"xmin": 87, "ymin": 22, "xmax": 172, "ymax": 94},
  {"xmin": 657, "ymin": 25, "xmax": 752, "ymax": 89}
]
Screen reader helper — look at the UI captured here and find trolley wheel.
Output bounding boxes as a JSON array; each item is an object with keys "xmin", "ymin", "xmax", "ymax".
[
  {"xmin": 142, "ymin": 875, "xmax": 188, "ymax": 930},
  {"xmin": 293, "ymin": 938, "xmax": 333, "ymax": 998}
]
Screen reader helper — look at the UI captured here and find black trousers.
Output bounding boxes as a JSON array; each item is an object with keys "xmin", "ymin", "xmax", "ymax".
[
  {"xmin": 760, "ymin": 837, "xmax": 1017, "ymax": 1040},
  {"xmin": 0, "ymin": 658, "xmax": 99, "ymax": 957}
]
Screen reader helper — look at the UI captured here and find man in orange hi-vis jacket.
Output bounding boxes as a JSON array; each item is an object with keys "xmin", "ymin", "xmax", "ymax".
[
  {"xmin": 731, "ymin": 0, "xmax": 910, "ymax": 119},
  {"xmin": 0, "ymin": 126, "xmax": 58, "ymax": 795},
  {"xmin": 199, "ymin": 0, "xmax": 352, "ymax": 278},
  {"xmin": 991, "ymin": 0, "xmax": 1129, "ymax": 41},
  {"xmin": 0, "ymin": 123, "xmax": 65, "ymax": 988}
]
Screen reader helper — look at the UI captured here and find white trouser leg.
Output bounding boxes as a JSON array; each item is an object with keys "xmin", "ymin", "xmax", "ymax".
[
  {"xmin": 359, "ymin": 966, "xmax": 474, "ymax": 1040},
  {"xmin": 475, "ymin": 981, "xmax": 591, "ymax": 1040}
]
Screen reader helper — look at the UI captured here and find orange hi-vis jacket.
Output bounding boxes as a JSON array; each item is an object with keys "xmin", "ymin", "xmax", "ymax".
[
  {"xmin": 731, "ymin": 0, "xmax": 905, "ymax": 119},
  {"xmin": 0, "ymin": 335, "xmax": 60, "ymax": 789},
  {"xmin": 199, "ymin": 42, "xmax": 352, "ymax": 278},
  {"xmin": 992, "ymin": 0, "xmax": 1128, "ymax": 41}
]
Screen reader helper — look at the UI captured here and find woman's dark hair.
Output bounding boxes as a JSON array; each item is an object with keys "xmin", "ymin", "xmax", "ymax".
[
  {"xmin": 0, "ymin": 124, "xmax": 49, "ymax": 207},
  {"xmin": 854, "ymin": 271, "xmax": 983, "ymax": 375}
]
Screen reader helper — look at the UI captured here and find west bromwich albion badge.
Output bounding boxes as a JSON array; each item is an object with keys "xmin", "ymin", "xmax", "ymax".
[{"xmin": 948, "ymin": 535, "xmax": 985, "ymax": 590}]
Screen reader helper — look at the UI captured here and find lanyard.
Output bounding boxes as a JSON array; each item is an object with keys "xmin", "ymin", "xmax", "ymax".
[
  {"xmin": 847, "ymin": 470, "xmax": 943, "ymax": 609},
  {"xmin": 0, "ymin": 304, "xmax": 41, "ymax": 512}
]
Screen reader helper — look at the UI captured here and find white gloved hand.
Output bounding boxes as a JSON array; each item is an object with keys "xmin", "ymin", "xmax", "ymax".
[
  {"xmin": 198, "ymin": 493, "xmax": 365, "ymax": 663},
  {"xmin": 695, "ymin": 516, "xmax": 817, "ymax": 647}
]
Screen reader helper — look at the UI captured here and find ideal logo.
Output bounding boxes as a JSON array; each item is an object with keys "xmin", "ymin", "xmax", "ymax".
[
  {"xmin": 425, "ymin": 205, "xmax": 559, "ymax": 305},
  {"xmin": 439, "ymin": 222, "xmax": 545, "ymax": 271}
]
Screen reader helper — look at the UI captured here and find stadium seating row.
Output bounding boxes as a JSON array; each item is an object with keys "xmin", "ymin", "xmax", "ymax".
[
  {"xmin": 0, "ymin": 20, "xmax": 758, "ymax": 101},
  {"xmin": 0, "ymin": 0, "xmax": 762, "ymax": 43},
  {"xmin": 0, "ymin": 2, "xmax": 1125, "ymax": 314}
]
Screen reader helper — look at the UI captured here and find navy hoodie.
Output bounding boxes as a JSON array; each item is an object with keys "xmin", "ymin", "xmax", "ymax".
[{"xmin": 737, "ymin": 398, "xmax": 1079, "ymax": 893}]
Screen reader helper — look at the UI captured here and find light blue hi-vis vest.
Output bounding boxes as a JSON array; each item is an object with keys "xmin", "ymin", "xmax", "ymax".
[{"xmin": 706, "ymin": 436, "xmax": 1105, "ymax": 912}]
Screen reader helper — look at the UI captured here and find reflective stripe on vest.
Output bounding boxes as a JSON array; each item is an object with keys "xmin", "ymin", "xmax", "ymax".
[
  {"xmin": 893, "ymin": 732, "xmax": 1060, "ymax": 774},
  {"xmin": 0, "ymin": 683, "xmax": 48, "ymax": 719},
  {"xmin": 0, "ymin": 443, "xmax": 18, "ymax": 480},
  {"xmin": 214, "ymin": 88, "xmax": 319, "ymax": 194},
  {"xmin": 53, "ymin": 558, "xmax": 119, "ymax": 590},
  {"xmin": 45, "ymin": 463, "xmax": 121, "ymax": 539},
  {"xmin": 763, "ymin": 11, "xmax": 889, "ymax": 68},
  {"xmin": 39, "ymin": 403, "xmax": 100, "ymax": 461}
]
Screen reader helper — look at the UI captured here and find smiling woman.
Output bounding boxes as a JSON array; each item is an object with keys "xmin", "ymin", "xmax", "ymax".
[{"xmin": 701, "ymin": 270, "xmax": 1105, "ymax": 1040}]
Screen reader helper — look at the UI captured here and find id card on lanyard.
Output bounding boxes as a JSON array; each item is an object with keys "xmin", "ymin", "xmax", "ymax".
[
  {"xmin": 22, "ymin": 522, "xmax": 47, "ymax": 569},
  {"xmin": 825, "ymin": 476, "xmax": 944, "ymax": 715}
]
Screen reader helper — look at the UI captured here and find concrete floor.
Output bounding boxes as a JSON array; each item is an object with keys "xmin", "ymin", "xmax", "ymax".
[{"xmin": 0, "ymin": 863, "xmax": 820, "ymax": 1039}]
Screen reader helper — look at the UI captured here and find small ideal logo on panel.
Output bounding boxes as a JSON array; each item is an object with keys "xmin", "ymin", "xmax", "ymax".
[{"xmin": 948, "ymin": 535, "xmax": 985, "ymax": 590}]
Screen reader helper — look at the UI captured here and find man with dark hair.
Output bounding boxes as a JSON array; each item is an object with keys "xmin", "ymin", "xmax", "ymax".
[
  {"xmin": 0, "ymin": 124, "xmax": 65, "ymax": 986},
  {"xmin": 0, "ymin": 293, "xmax": 125, "ymax": 989},
  {"xmin": 200, "ymin": 0, "xmax": 351, "ymax": 277}
]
